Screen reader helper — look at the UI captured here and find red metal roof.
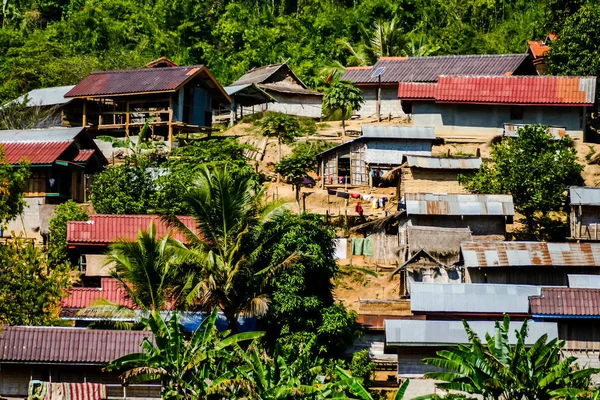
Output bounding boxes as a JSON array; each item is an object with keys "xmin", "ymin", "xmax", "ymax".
[
  {"xmin": 398, "ymin": 76, "xmax": 596, "ymax": 106},
  {"xmin": 62, "ymin": 278, "xmax": 134, "ymax": 309},
  {"xmin": 342, "ymin": 54, "xmax": 530, "ymax": 84},
  {"xmin": 72, "ymin": 149, "xmax": 95, "ymax": 163},
  {"xmin": 1, "ymin": 141, "xmax": 72, "ymax": 164},
  {"xmin": 67, "ymin": 214, "xmax": 198, "ymax": 246},
  {"xmin": 65, "ymin": 65, "xmax": 205, "ymax": 97},
  {"xmin": 397, "ymin": 82, "xmax": 437, "ymax": 99},
  {"xmin": 529, "ymin": 288, "xmax": 600, "ymax": 316},
  {"xmin": 0, "ymin": 326, "xmax": 152, "ymax": 364}
]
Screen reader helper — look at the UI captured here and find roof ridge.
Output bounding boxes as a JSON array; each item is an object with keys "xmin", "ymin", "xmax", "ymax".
[
  {"xmin": 405, "ymin": 53, "xmax": 527, "ymax": 60},
  {"xmin": 438, "ymin": 74, "xmax": 594, "ymax": 79},
  {"xmin": 0, "ymin": 139, "xmax": 73, "ymax": 143},
  {"xmin": 90, "ymin": 65, "xmax": 204, "ymax": 75}
]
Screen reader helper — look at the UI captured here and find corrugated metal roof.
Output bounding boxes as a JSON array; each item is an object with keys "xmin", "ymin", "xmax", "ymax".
[
  {"xmin": 361, "ymin": 125, "xmax": 436, "ymax": 140},
  {"xmin": 62, "ymin": 278, "xmax": 134, "ymax": 309},
  {"xmin": 461, "ymin": 242, "xmax": 600, "ymax": 268},
  {"xmin": 7, "ymin": 85, "xmax": 74, "ymax": 107},
  {"xmin": 0, "ymin": 127, "xmax": 84, "ymax": 142},
  {"xmin": 569, "ymin": 186, "xmax": 600, "ymax": 206},
  {"xmin": 385, "ymin": 319, "xmax": 558, "ymax": 347},
  {"xmin": 72, "ymin": 149, "xmax": 95, "ymax": 163},
  {"xmin": 0, "ymin": 326, "xmax": 152, "ymax": 364},
  {"xmin": 530, "ymin": 287, "xmax": 600, "ymax": 316},
  {"xmin": 405, "ymin": 193, "xmax": 515, "ymax": 216},
  {"xmin": 341, "ymin": 54, "xmax": 530, "ymax": 84},
  {"xmin": 568, "ymin": 274, "xmax": 600, "ymax": 289},
  {"xmin": 406, "ymin": 155, "xmax": 482, "ymax": 169},
  {"xmin": 229, "ymin": 63, "xmax": 309, "ymax": 89},
  {"xmin": 410, "ymin": 282, "xmax": 541, "ymax": 314},
  {"xmin": 433, "ymin": 76, "xmax": 596, "ymax": 105},
  {"xmin": 67, "ymin": 214, "xmax": 198, "ymax": 246},
  {"xmin": 0, "ymin": 141, "xmax": 73, "ymax": 164}
]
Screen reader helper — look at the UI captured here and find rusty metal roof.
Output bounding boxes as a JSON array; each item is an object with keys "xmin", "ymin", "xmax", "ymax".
[
  {"xmin": 461, "ymin": 242, "xmax": 600, "ymax": 268},
  {"xmin": 406, "ymin": 155, "xmax": 482, "ymax": 169},
  {"xmin": 0, "ymin": 326, "xmax": 152, "ymax": 364},
  {"xmin": 569, "ymin": 186, "xmax": 600, "ymax": 206},
  {"xmin": 405, "ymin": 193, "xmax": 514, "ymax": 216},
  {"xmin": 341, "ymin": 54, "xmax": 530, "ymax": 84},
  {"xmin": 62, "ymin": 278, "xmax": 134, "ymax": 309},
  {"xmin": 530, "ymin": 287, "xmax": 600, "ymax": 316}
]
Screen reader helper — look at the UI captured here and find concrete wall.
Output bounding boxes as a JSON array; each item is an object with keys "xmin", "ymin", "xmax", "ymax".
[
  {"xmin": 411, "ymin": 102, "xmax": 585, "ymax": 139},
  {"xmin": 359, "ymin": 85, "xmax": 405, "ymax": 118},
  {"xmin": 3, "ymin": 197, "xmax": 45, "ymax": 242}
]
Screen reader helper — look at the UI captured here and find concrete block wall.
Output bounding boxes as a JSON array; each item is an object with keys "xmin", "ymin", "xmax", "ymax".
[
  {"xmin": 359, "ymin": 85, "xmax": 404, "ymax": 118},
  {"xmin": 3, "ymin": 197, "xmax": 44, "ymax": 241}
]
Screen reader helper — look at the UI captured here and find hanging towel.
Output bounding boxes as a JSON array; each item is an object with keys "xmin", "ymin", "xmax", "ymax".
[
  {"xmin": 337, "ymin": 191, "xmax": 350, "ymax": 199},
  {"xmin": 378, "ymin": 197, "xmax": 385, "ymax": 208},
  {"xmin": 352, "ymin": 238, "xmax": 365, "ymax": 255},
  {"xmin": 362, "ymin": 194, "xmax": 372, "ymax": 201},
  {"xmin": 327, "ymin": 189, "xmax": 337, "ymax": 195},
  {"xmin": 372, "ymin": 198, "xmax": 378, "ymax": 209},
  {"xmin": 350, "ymin": 193, "xmax": 361, "ymax": 199},
  {"xmin": 363, "ymin": 238, "xmax": 374, "ymax": 256},
  {"xmin": 355, "ymin": 203, "xmax": 363, "ymax": 214}
]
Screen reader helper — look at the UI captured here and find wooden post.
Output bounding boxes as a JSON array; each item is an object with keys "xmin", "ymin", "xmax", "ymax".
[
  {"xmin": 82, "ymin": 99, "xmax": 87, "ymax": 127},
  {"xmin": 230, "ymin": 96, "xmax": 236, "ymax": 127},
  {"xmin": 376, "ymin": 77, "xmax": 381, "ymax": 122},
  {"xmin": 320, "ymin": 158, "xmax": 325, "ymax": 189},
  {"xmin": 125, "ymin": 102, "xmax": 130, "ymax": 139},
  {"xmin": 168, "ymin": 107, "xmax": 174, "ymax": 151}
]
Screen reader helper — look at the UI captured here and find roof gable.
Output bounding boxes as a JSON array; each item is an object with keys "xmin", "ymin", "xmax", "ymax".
[{"xmin": 230, "ymin": 63, "xmax": 307, "ymax": 88}]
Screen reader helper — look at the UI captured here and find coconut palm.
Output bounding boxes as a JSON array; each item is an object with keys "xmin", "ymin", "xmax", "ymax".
[
  {"xmin": 169, "ymin": 166, "xmax": 299, "ymax": 332},
  {"xmin": 107, "ymin": 308, "xmax": 264, "ymax": 399},
  {"xmin": 423, "ymin": 315, "xmax": 599, "ymax": 400}
]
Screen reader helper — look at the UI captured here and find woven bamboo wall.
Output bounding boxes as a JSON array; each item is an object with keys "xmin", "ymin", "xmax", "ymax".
[{"xmin": 400, "ymin": 168, "xmax": 474, "ymax": 196}]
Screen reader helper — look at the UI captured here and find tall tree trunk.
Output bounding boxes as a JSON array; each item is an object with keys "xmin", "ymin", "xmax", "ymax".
[
  {"xmin": 276, "ymin": 137, "xmax": 282, "ymax": 183},
  {"xmin": 341, "ymin": 117, "xmax": 346, "ymax": 137},
  {"xmin": 295, "ymin": 184, "xmax": 301, "ymax": 213},
  {"xmin": 225, "ymin": 310, "xmax": 238, "ymax": 334}
]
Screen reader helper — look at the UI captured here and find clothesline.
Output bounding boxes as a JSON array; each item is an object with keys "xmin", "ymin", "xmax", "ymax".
[{"xmin": 327, "ymin": 189, "xmax": 389, "ymax": 209}]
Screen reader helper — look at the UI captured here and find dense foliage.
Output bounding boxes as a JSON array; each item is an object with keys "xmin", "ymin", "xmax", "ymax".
[
  {"xmin": 459, "ymin": 125, "xmax": 583, "ymax": 230},
  {"xmin": 47, "ymin": 200, "xmax": 88, "ymax": 267},
  {"xmin": 90, "ymin": 163, "xmax": 155, "ymax": 214},
  {"xmin": 0, "ymin": 0, "xmax": 588, "ymax": 104},
  {"xmin": 423, "ymin": 315, "xmax": 599, "ymax": 400},
  {"xmin": 322, "ymin": 81, "xmax": 364, "ymax": 134},
  {"xmin": 0, "ymin": 147, "xmax": 30, "ymax": 227},
  {"xmin": 0, "ymin": 239, "xmax": 72, "ymax": 325}
]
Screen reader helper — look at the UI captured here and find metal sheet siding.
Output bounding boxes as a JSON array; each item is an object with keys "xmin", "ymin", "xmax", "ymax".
[
  {"xmin": 530, "ymin": 288, "xmax": 600, "ymax": 316},
  {"xmin": 410, "ymin": 282, "xmax": 541, "ymax": 313},
  {"xmin": 0, "ymin": 326, "xmax": 152, "ymax": 364},
  {"xmin": 361, "ymin": 125, "xmax": 436, "ymax": 140},
  {"xmin": 405, "ymin": 193, "xmax": 514, "ymax": 216},
  {"xmin": 385, "ymin": 320, "xmax": 558, "ymax": 346},
  {"xmin": 461, "ymin": 242, "xmax": 600, "ymax": 267},
  {"xmin": 364, "ymin": 140, "xmax": 432, "ymax": 165},
  {"xmin": 568, "ymin": 274, "xmax": 600, "ymax": 288},
  {"xmin": 570, "ymin": 186, "xmax": 600, "ymax": 206},
  {"xmin": 342, "ymin": 54, "xmax": 529, "ymax": 84},
  {"xmin": 67, "ymin": 215, "xmax": 198, "ymax": 245},
  {"xmin": 65, "ymin": 66, "xmax": 205, "ymax": 97}
]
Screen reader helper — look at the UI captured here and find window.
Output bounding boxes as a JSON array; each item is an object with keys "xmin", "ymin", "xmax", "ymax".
[
  {"xmin": 401, "ymin": 101, "xmax": 413, "ymax": 115},
  {"xmin": 510, "ymin": 106, "xmax": 524, "ymax": 120},
  {"xmin": 79, "ymin": 255, "xmax": 87, "ymax": 274}
]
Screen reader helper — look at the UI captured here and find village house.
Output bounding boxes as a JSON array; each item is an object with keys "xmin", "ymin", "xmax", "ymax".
[
  {"xmin": 66, "ymin": 214, "xmax": 197, "ymax": 279},
  {"xmin": 0, "ymin": 127, "xmax": 107, "ymax": 241},
  {"xmin": 398, "ymin": 75, "xmax": 596, "ymax": 140},
  {"xmin": 384, "ymin": 319, "xmax": 558, "ymax": 377},
  {"xmin": 397, "ymin": 155, "xmax": 481, "ymax": 197},
  {"xmin": 0, "ymin": 326, "xmax": 159, "ymax": 399},
  {"xmin": 318, "ymin": 125, "xmax": 436, "ymax": 187},
  {"xmin": 341, "ymin": 54, "xmax": 536, "ymax": 119},
  {"xmin": 226, "ymin": 63, "xmax": 323, "ymax": 119},
  {"xmin": 461, "ymin": 242, "xmax": 600, "ymax": 285},
  {"xmin": 527, "ymin": 34, "xmax": 556, "ymax": 75},
  {"xmin": 569, "ymin": 186, "xmax": 600, "ymax": 241},
  {"xmin": 402, "ymin": 193, "xmax": 514, "ymax": 240},
  {"xmin": 3, "ymin": 85, "xmax": 78, "ymax": 128},
  {"xmin": 63, "ymin": 65, "xmax": 231, "ymax": 149}
]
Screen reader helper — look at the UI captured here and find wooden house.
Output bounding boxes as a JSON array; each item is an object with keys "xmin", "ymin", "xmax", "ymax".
[
  {"xmin": 461, "ymin": 242, "xmax": 600, "ymax": 285},
  {"xmin": 403, "ymin": 193, "xmax": 514, "ymax": 240},
  {"xmin": 0, "ymin": 127, "xmax": 107, "ymax": 240},
  {"xmin": 398, "ymin": 155, "xmax": 481, "ymax": 197},
  {"xmin": 0, "ymin": 326, "xmax": 159, "ymax": 399},
  {"xmin": 318, "ymin": 125, "xmax": 436, "ymax": 187},
  {"xmin": 227, "ymin": 63, "xmax": 323, "ymax": 118},
  {"xmin": 569, "ymin": 186, "xmax": 600, "ymax": 241},
  {"xmin": 63, "ymin": 65, "xmax": 231, "ymax": 149}
]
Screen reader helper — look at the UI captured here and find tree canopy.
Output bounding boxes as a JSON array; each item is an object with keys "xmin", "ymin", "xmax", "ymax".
[{"xmin": 0, "ymin": 147, "xmax": 30, "ymax": 227}]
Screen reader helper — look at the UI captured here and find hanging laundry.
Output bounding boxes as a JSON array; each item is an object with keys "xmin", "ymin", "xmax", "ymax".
[
  {"xmin": 378, "ymin": 197, "xmax": 385, "ymax": 208},
  {"xmin": 355, "ymin": 203, "xmax": 363, "ymax": 215},
  {"xmin": 363, "ymin": 238, "xmax": 374, "ymax": 256},
  {"xmin": 327, "ymin": 189, "xmax": 337, "ymax": 196},
  {"xmin": 372, "ymin": 198, "xmax": 378, "ymax": 209},
  {"xmin": 337, "ymin": 191, "xmax": 350, "ymax": 199},
  {"xmin": 350, "ymin": 193, "xmax": 361, "ymax": 199},
  {"xmin": 362, "ymin": 194, "xmax": 372, "ymax": 201},
  {"xmin": 352, "ymin": 238, "xmax": 365, "ymax": 255}
]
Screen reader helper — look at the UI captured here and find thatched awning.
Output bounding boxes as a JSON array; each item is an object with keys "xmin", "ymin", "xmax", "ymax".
[
  {"xmin": 407, "ymin": 225, "xmax": 472, "ymax": 256},
  {"xmin": 351, "ymin": 211, "xmax": 407, "ymax": 233}
]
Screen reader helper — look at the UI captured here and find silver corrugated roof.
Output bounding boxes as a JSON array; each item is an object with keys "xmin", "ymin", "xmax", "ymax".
[
  {"xmin": 406, "ymin": 155, "xmax": 482, "ymax": 169},
  {"xmin": 568, "ymin": 274, "xmax": 600, "ymax": 289},
  {"xmin": 570, "ymin": 186, "xmax": 600, "ymax": 206},
  {"xmin": 461, "ymin": 241, "xmax": 600, "ymax": 268},
  {"xmin": 7, "ymin": 85, "xmax": 75, "ymax": 107},
  {"xmin": 410, "ymin": 282, "xmax": 541, "ymax": 314},
  {"xmin": 405, "ymin": 193, "xmax": 514, "ymax": 216},
  {"xmin": 385, "ymin": 319, "xmax": 558, "ymax": 347},
  {"xmin": 361, "ymin": 125, "xmax": 436, "ymax": 140},
  {"xmin": 0, "ymin": 127, "xmax": 84, "ymax": 143}
]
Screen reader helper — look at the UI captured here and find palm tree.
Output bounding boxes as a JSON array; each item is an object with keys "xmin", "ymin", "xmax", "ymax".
[
  {"xmin": 170, "ymin": 166, "xmax": 299, "ymax": 332},
  {"xmin": 107, "ymin": 309, "xmax": 264, "ymax": 399},
  {"xmin": 423, "ymin": 315, "xmax": 599, "ymax": 400}
]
